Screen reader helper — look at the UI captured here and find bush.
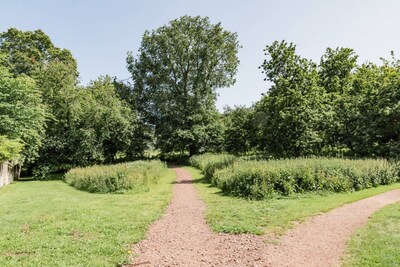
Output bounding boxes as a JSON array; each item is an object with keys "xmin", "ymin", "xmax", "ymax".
[
  {"xmin": 32, "ymin": 164, "xmax": 52, "ymax": 180},
  {"xmin": 189, "ymin": 153, "xmax": 236, "ymax": 182},
  {"xmin": 213, "ymin": 158, "xmax": 400, "ymax": 200},
  {"xmin": 65, "ymin": 160, "xmax": 167, "ymax": 193}
]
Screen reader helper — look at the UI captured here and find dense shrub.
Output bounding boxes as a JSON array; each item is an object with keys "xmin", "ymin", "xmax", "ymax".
[
  {"xmin": 32, "ymin": 164, "xmax": 52, "ymax": 180},
  {"xmin": 189, "ymin": 153, "xmax": 236, "ymax": 182},
  {"xmin": 213, "ymin": 158, "xmax": 400, "ymax": 199},
  {"xmin": 65, "ymin": 160, "xmax": 167, "ymax": 193}
]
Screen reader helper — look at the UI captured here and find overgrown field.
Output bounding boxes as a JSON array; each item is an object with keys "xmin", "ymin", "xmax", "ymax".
[
  {"xmin": 186, "ymin": 167, "xmax": 400, "ymax": 235},
  {"xmin": 343, "ymin": 201, "xmax": 400, "ymax": 266},
  {"xmin": 190, "ymin": 154, "xmax": 400, "ymax": 199},
  {"xmin": 0, "ymin": 169, "xmax": 175, "ymax": 266},
  {"xmin": 189, "ymin": 154, "xmax": 236, "ymax": 180},
  {"xmin": 65, "ymin": 160, "xmax": 167, "ymax": 193}
]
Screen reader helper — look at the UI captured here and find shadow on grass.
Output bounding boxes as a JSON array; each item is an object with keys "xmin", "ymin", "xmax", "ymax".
[
  {"xmin": 172, "ymin": 178, "xmax": 204, "ymax": 184},
  {"xmin": 190, "ymin": 177, "xmax": 232, "ymax": 197},
  {"xmin": 18, "ymin": 173, "xmax": 64, "ymax": 182}
]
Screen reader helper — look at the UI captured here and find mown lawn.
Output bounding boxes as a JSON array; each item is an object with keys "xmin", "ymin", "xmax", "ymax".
[
  {"xmin": 0, "ymin": 169, "xmax": 175, "ymax": 267},
  {"xmin": 185, "ymin": 167, "xmax": 400, "ymax": 235},
  {"xmin": 343, "ymin": 201, "xmax": 400, "ymax": 267}
]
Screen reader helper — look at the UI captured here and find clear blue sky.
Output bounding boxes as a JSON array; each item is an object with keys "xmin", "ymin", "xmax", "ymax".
[{"xmin": 1, "ymin": 0, "xmax": 400, "ymax": 110}]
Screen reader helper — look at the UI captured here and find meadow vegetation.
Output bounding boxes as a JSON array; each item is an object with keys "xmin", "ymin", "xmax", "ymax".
[
  {"xmin": 190, "ymin": 154, "xmax": 400, "ymax": 199},
  {"xmin": 65, "ymin": 160, "xmax": 167, "ymax": 193},
  {"xmin": 214, "ymin": 158, "xmax": 399, "ymax": 199},
  {"xmin": 187, "ymin": 167, "xmax": 400, "ymax": 235},
  {"xmin": 189, "ymin": 154, "xmax": 236, "ymax": 181}
]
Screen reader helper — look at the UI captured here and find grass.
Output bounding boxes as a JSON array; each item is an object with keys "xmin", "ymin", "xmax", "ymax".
[
  {"xmin": 0, "ymin": 169, "xmax": 175, "ymax": 267},
  {"xmin": 343, "ymin": 201, "xmax": 400, "ymax": 267},
  {"xmin": 185, "ymin": 166, "xmax": 400, "ymax": 235},
  {"xmin": 65, "ymin": 160, "xmax": 167, "ymax": 193}
]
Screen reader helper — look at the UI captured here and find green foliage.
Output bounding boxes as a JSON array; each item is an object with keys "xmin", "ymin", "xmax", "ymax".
[
  {"xmin": 352, "ymin": 56, "xmax": 400, "ymax": 157},
  {"xmin": 213, "ymin": 158, "xmax": 399, "ymax": 199},
  {"xmin": 36, "ymin": 75, "xmax": 143, "ymax": 168},
  {"xmin": 222, "ymin": 106, "xmax": 257, "ymax": 154},
  {"xmin": 0, "ymin": 28, "xmax": 77, "ymax": 77},
  {"xmin": 189, "ymin": 153, "xmax": 236, "ymax": 181},
  {"xmin": 1, "ymin": 28, "xmax": 147, "ymax": 171},
  {"xmin": 0, "ymin": 66, "xmax": 46, "ymax": 163},
  {"xmin": 32, "ymin": 60, "xmax": 80, "ymax": 167},
  {"xmin": 128, "ymin": 15, "xmax": 240, "ymax": 155},
  {"xmin": 0, "ymin": 136, "xmax": 23, "ymax": 161},
  {"xmin": 65, "ymin": 160, "xmax": 167, "ymax": 193},
  {"xmin": 32, "ymin": 164, "xmax": 52, "ymax": 180},
  {"xmin": 255, "ymin": 41, "xmax": 400, "ymax": 158},
  {"xmin": 257, "ymin": 41, "xmax": 325, "ymax": 157},
  {"xmin": 72, "ymin": 76, "xmax": 139, "ymax": 164},
  {"xmin": 318, "ymin": 47, "xmax": 359, "ymax": 154}
]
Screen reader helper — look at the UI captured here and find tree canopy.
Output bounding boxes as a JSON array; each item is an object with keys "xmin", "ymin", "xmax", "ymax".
[
  {"xmin": 0, "ymin": 65, "xmax": 46, "ymax": 163},
  {"xmin": 257, "ymin": 41, "xmax": 325, "ymax": 157},
  {"xmin": 128, "ymin": 15, "xmax": 240, "ymax": 155},
  {"xmin": 1, "ymin": 21, "xmax": 399, "ymax": 179},
  {"xmin": 0, "ymin": 28, "xmax": 77, "ymax": 77}
]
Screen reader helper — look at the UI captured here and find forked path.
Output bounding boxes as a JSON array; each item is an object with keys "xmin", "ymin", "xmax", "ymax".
[{"xmin": 129, "ymin": 167, "xmax": 400, "ymax": 267}]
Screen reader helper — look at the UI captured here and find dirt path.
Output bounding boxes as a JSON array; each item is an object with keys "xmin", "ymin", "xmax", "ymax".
[{"xmin": 129, "ymin": 167, "xmax": 400, "ymax": 267}]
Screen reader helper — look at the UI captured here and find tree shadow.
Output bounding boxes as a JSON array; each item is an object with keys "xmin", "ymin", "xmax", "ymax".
[{"xmin": 172, "ymin": 178, "xmax": 203, "ymax": 184}]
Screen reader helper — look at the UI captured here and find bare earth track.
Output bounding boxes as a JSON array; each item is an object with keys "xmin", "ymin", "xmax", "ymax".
[{"xmin": 128, "ymin": 167, "xmax": 400, "ymax": 267}]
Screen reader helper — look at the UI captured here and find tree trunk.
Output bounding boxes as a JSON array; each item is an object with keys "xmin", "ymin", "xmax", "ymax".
[{"xmin": 12, "ymin": 164, "xmax": 21, "ymax": 181}]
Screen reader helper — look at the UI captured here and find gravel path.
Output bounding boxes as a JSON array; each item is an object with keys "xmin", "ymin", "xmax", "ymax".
[{"xmin": 128, "ymin": 167, "xmax": 400, "ymax": 267}]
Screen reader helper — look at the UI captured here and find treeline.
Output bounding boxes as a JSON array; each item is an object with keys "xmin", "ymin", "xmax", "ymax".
[
  {"xmin": 0, "ymin": 29, "xmax": 148, "ymax": 178},
  {"xmin": 224, "ymin": 42, "xmax": 400, "ymax": 158},
  {"xmin": 0, "ymin": 16, "xmax": 399, "ymax": 178}
]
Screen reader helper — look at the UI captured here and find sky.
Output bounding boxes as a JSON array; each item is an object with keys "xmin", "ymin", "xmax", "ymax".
[{"xmin": 1, "ymin": 0, "xmax": 400, "ymax": 110}]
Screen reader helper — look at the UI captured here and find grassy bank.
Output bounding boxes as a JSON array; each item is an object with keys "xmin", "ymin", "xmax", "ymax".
[
  {"xmin": 343, "ymin": 201, "xmax": 400, "ymax": 266},
  {"xmin": 0, "ymin": 169, "xmax": 175, "ymax": 266},
  {"xmin": 186, "ymin": 167, "xmax": 400, "ymax": 235}
]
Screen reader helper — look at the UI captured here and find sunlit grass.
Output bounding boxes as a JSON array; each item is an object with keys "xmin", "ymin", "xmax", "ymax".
[
  {"xmin": 0, "ymin": 169, "xmax": 175, "ymax": 266},
  {"xmin": 343, "ymin": 201, "xmax": 400, "ymax": 266}
]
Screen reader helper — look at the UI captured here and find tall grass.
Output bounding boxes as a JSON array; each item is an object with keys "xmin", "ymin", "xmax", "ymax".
[
  {"xmin": 189, "ymin": 153, "xmax": 236, "ymax": 182},
  {"xmin": 65, "ymin": 160, "xmax": 167, "ymax": 193},
  {"xmin": 213, "ymin": 158, "xmax": 400, "ymax": 199}
]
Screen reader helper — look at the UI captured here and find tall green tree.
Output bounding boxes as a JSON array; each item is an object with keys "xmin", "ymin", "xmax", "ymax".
[
  {"xmin": 32, "ymin": 60, "xmax": 80, "ymax": 167},
  {"xmin": 1, "ymin": 28, "xmax": 80, "ymax": 172},
  {"xmin": 258, "ymin": 40, "xmax": 325, "ymax": 157},
  {"xmin": 127, "ymin": 15, "xmax": 240, "ymax": 155},
  {"xmin": 352, "ymin": 56, "xmax": 400, "ymax": 157},
  {"xmin": 318, "ymin": 47, "xmax": 358, "ymax": 154},
  {"xmin": 0, "ymin": 66, "xmax": 46, "ymax": 164}
]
